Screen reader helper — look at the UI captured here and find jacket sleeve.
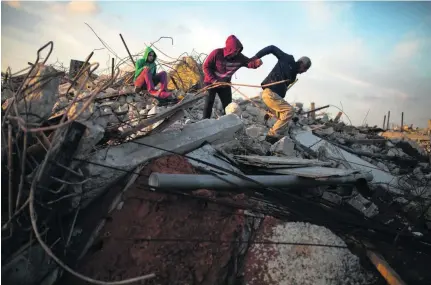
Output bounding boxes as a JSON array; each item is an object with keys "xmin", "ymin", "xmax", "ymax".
[
  {"xmin": 135, "ymin": 59, "xmax": 145, "ymax": 78},
  {"xmin": 254, "ymin": 45, "xmax": 285, "ymax": 60},
  {"xmin": 203, "ymin": 50, "xmax": 218, "ymax": 83}
]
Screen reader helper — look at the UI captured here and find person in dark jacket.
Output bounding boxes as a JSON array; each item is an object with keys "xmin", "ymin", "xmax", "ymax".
[
  {"xmin": 253, "ymin": 45, "xmax": 311, "ymax": 139},
  {"xmin": 202, "ymin": 35, "xmax": 262, "ymax": 119}
]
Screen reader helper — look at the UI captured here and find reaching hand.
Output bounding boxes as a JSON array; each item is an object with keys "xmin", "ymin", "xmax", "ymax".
[
  {"xmin": 254, "ymin": 58, "xmax": 263, "ymax": 68},
  {"xmin": 248, "ymin": 57, "xmax": 263, "ymax": 69}
]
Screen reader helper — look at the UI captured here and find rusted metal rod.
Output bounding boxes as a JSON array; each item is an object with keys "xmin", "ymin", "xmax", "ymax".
[
  {"xmin": 365, "ymin": 247, "xmax": 407, "ymax": 285},
  {"xmin": 119, "ymin": 34, "xmax": 135, "ymax": 66},
  {"xmin": 383, "ymin": 115, "xmax": 386, "ymax": 130},
  {"xmin": 111, "ymin": 58, "xmax": 115, "ymax": 78},
  {"xmin": 387, "ymin": 111, "xmax": 391, "ymax": 130},
  {"xmin": 301, "ymin": 105, "xmax": 330, "ymax": 115}
]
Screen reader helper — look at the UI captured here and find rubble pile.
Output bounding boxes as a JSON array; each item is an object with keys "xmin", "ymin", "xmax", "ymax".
[
  {"xmin": 2, "ymin": 44, "xmax": 431, "ymax": 285},
  {"xmin": 246, "ymin": 221, "xmax": 376, "ymax": 285}
]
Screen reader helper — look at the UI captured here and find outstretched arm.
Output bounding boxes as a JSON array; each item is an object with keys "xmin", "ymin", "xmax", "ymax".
[
  {"xmin": 254, "ymin": 45, "xmax": 285, "ymax": 60},
  {"xmin": 203, "ymin": 50, "xmax": 218, "ymax": 83},
  {"xmin": 234, "ymin": 53, "xmax": 262, "ymax": 69}
]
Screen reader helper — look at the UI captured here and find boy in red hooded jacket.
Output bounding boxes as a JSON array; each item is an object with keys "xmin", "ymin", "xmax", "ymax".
[{"xmin": 202, "ymin": 35, "xmax": 262, "ymax": 119}]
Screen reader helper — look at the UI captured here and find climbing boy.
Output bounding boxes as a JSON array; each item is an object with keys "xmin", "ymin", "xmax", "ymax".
[
  {"xmin": 134, "ymin": 47, "xmax": 172, "ymax": 98},
  {"xmin": 202, "ymin": 35, "xmax": 262, "ymax": 119},
  {"xmin": 252, "ymin": 45, "xmax": 311, "ymax": 140}
]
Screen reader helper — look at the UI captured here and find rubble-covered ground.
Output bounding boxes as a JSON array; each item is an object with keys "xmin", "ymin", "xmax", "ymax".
[{"xmin": 2, "ymin": 48, "xmax": 431, "ymax": 285}]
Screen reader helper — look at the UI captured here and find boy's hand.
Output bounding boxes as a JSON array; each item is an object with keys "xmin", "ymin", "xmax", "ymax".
[{"xmin": 248, "ymin": 57, "xmax": 263, "ymax": 69}]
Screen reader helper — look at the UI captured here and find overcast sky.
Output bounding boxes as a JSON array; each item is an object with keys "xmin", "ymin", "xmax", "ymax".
[{"xmin": 2, "ymin": 1, "xmax": 431, "ymax": 128}]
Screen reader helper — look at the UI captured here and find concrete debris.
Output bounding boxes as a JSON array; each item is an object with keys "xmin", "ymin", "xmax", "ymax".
[
  {"xmin": 16, "ymin": 64, "xmax": 62, "ymax": 125},
  {"xmin": 225, "ymin": 102, "xmax": 242, "ymax": 116},
  {"xmin": 3, "ymin": 48, "xmax": 430, "ymax": 285},
  {"xmin": 270, "ymin": 136, "xmax": 296, "ymax": 156},
  {"xmin": 347, "ymin": 193, "xmax": 379, "ymax": 218},
  {"xmin": 322, "ymin": 191, "xmax": 343, "ymax": 205},
  {"xmin": 233, "ymin": 155, "xmax": 335, "ymax": 168},
  {"xmin": 293, "ymin": 130, "xmax": 409, "ymax": 194},
  {"xmin": 81, "ymin": 114, "xmax": 243, "ymax": 206},
  {"xmin": 264, "ymin": 167, "xmax": 371, "ymax": 180},
  {"xmin": 245, "ymin": 124, "xmax": 267, "ymax": 138},
  {"xmin": 246, "ymin": 221, "xmax": 376, "ymax": 285}
]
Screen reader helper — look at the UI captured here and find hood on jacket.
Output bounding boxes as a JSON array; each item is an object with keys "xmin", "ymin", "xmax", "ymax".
[
  {"xmin": 223, "ymin": 35, "xmax": 243, "ymax": 58},
  {"xmin": 143, "ymin": 46, "xmax": 157, "ymax": 62}
]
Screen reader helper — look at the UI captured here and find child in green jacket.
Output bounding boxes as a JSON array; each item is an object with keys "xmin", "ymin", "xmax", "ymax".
[{"xmin": 134, "ymin": 47, "xmax": 172, "ymax": 98}]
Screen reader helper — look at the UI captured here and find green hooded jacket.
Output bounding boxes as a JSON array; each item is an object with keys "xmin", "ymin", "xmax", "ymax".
[{"xmin": 134, "ymin": 47, "xmax": 157, "ymax": 81}]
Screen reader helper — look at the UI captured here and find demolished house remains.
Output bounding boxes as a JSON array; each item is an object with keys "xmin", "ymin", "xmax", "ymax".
[{"xmin": 1, "ymin": 39, "xmax": 431, "ymax": 285}]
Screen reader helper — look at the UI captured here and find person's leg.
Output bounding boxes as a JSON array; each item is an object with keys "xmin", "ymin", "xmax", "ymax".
[
  {"xmin": 203, "ymin": 88, "xmax": 217, "ymax": 119},
  {"xmin": 217, "ymin": 87, "xmax": 233, "ymax": 114},
  {"xmin": 152, "ymin": 71, "xmax": 173, "ymax": 99},
  {"xmin": 261, "ymin": 88, "xmax": 293, "ymax": 136},
  {"xmin": 134, "ymin": 67, "xmax": 155, "ymax": 92}
]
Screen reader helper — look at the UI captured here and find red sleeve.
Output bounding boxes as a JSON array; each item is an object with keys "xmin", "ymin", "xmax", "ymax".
[
  {"xmin": 203, "ymin": 49, "xmax": 218, "ymax": 83},
  {"xmin": 234, "ymin": 53, "xmax": 251, "ymax": 68}
]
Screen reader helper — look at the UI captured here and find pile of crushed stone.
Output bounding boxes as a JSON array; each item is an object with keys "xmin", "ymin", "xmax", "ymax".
[{"xmin": 246, "ymin": 222, "xmax": 377, "ymax": 285}]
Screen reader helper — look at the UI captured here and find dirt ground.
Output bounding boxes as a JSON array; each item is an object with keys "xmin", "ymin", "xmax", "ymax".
[{"xmin": 62, "ymin": 155, "xmax": 259, "ymax": 285}]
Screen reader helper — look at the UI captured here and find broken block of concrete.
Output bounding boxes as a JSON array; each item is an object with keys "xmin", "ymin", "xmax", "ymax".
[
  {"xmin": 245, "ymin": 125, "xmax": 267, "ymax": 138},
  {"xmin": 347, "ymin": 194, "xmax": 379, "ymax": 218},
  {"xmin": 186, "ymin": 144, "xmax": 243, "ymax": 175},
  {"xmin": 293, "ymin": 130, "xmax": 407, "ymax": 194},
  {"xmin": 245, "ymin": 105, "xmax": 267, "ymax": 123},
  {"xmin": 80, "ymin": 114, "xmax": 243, "ymax": 207},
  {"xmin": 74, "ymin": 121, "xmax": 105, "ymax": 159},
  {"xmin": 58, "ymin": 82, "xmax": 72, "ymax": 95},
  {"xmin": 270, "ymin": 137, "xmax": 296, "ymax": 156},
  {"xmin": 68, "ymin": 91, "xmax": 95, "ymax": 121},
  {"xmin": 144, "ymin": 105, "xmax": 168, "ymax": 132},
  {"xmin": 322, "ymin": 191, "xmax": 343, "ymax": 205},
  {"xmin": 225, "ymin": 102, "xmax": 242, "ymax": 116},
  {"xmin": 17, "ymin": 64, "xmax": 61, "ymax": 124}
]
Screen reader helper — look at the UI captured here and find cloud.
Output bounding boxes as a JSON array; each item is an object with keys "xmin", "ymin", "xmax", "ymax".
[
  {"xmin": 303, "ymin": 1, "xmax": 353, "ymax": 30},
  {"xmin": 1, "ymin": 1, "xmax": 430, "ymax": 128},
  {"xmin": 391, "ymin": 39, "xmax": 421, "ymax": 61},
  {"xmin": 67, "ymin": 0, "xmax": 100, "ymax": 14},
  {"xmin": 4, "ymin": 1, "xmax": 20, "ymax": 8}
]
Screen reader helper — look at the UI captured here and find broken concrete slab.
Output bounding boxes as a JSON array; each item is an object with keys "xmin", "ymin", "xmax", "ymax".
[
  {"xmin": 233, "ymin": 155, "xmax": 335, "ymax": 168},
  {"xmin": 270, "ymin": 137, "xmax": 296, "ymax": 157},
  {"xmin": 262, "ymin": 167, "xmax": 371, "ymax": 180},
  {"xmin": 73, "ymin": 121, "xmax": 106, "ymax": 159},
  {"xmin": 245, "ymin": 125, "xmax": 267, "ymax": 138},
  {"xmin": 16, "ymin": 64, "xmax": 61, "ymax": 124},
  {"xmin": 322, "ymin": 191, "xmax": 343, "ymax": 205},
  {"xmin": 119, "ymin": 92, "xmax": 207, "ymax": 138},
  {"xmin": 293, "ymin": 130, "xmax": 408, "ymax": 194},
  {"xmin": 347, "ymin": 194, "xmax": 379, "ymax": 218},
  {"xmin": 80, "ymin": 114, "xmax": 243, "ymax": 207},
  {"xmin": 186, "ymin": 144, "xmax": 244, "ymax": 176}
]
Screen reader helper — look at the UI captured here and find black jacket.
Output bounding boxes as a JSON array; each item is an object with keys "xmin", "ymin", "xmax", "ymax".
[{"xmin": 254, "ymin": 45, "xmax": 298, "ymax": 98}]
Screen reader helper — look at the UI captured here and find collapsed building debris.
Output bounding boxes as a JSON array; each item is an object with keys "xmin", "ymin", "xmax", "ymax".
[{"xmin": 2, "ymin": 39, "xmax": 431, "ymax": 285}]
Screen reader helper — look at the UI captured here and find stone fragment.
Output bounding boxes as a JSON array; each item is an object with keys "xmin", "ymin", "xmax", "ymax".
[
  {"xmin": 245, "ymin": 125, "xmax": 267, "ymax": 138},
  {"xmin": 225, "ymin": 102, "xmax": 242, "ymax": 116},
  {"xmin": 270, "ymin": 137, "xmax": 295, "ymax": 156},
  {"xmin": 322, "ymin": 191, "xmax": 343, "ymax": 205}
]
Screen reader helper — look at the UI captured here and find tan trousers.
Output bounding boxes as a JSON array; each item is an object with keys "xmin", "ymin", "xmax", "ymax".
[{"xmin": 261, "ymin": 88, "xmax": 294, "ymax": 136}]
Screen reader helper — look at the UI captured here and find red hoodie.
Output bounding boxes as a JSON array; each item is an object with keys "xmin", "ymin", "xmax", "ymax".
[{"xmin": 203, "ymin": 35, "xmax": 257, "ymax": 84}]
